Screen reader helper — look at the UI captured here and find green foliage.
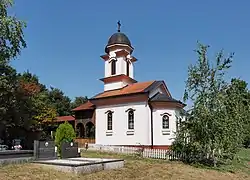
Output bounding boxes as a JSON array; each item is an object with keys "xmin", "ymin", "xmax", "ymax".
[
  {"xmin": 173, "ymin": 42, "xmax": 250, "ymax": 167},
  {"xmin": 215, "ymin": 148, "xmax": 250, "ymax": 174},
  {"xmin": 0, "ymin": 0, "xmax": 84, "ymax": 144},
  {"xmin": 0, "ymin": 0, "xmax": 26, "ymax": 63},
  {"xmin": 71, "ymin": 96, "xmax": 88, "ymax": 109},
  {"xmin": 33, "ymin": 106, "xmax": 57, "ymax": 123},
  {"xmin": 47, "ymin": 87, "xmax": 72, "ymax": 116},
  {"xmin": 55, "ymin": 122, "xmax": 76, "ymax": 157},
  {"xmin": 225, "ymin": 79, "xmax": 250, "ymax": 148},
  {"xmin": 0, "ymin": 0, "xmax": 27, "ymax": 138},
  {"xmin": 0, "ymin": 64, "xmax": 18, "ymax": 130}
]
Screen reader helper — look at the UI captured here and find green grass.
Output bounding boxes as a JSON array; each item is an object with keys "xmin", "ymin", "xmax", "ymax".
[
  {"xmin": 81, "ymin": 148, "xmax": 250, "ymax": 174},
  {"xmin": 219, "ymin": 148, "xmax": 250, "ymax": 174},
  {"xmin": 0, "ymin": 148, "xmax": 248, "ymax": 180}
]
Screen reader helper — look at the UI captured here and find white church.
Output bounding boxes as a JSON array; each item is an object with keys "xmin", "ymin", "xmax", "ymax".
[{"xmin": 65, "ymin": 23, "xmax": 186, "ymax": 149}]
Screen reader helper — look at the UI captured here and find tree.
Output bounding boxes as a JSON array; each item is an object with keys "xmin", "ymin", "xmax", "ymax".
[
  {"xmin": 15, "ymin": 71, "xmax": 57, "ymax": 130},
  {"xmin": 0, "ymin": 64, "xmax": 18, "ymax": 138},
  {"xmin": 47, "ymin": 87, "xmax": 72, "ymax": 116},
  {"xmin": 224, "ymin": 78, "xmax": 250, "ymax": 148},
  {"xmin": 0, "ymin": 0, "xmax": 26, "ymax": 141},
  {"xmin": 55, "ymin": 122, "xmax": 76, "ymax": 157},
  {"xmin": 173, "ymin": 42, "xmax": 247, "ymax": 167},
  {"xmin": 71, "ymin": 96, "xmax": 88, "ymax": 109},
  {"xmin": 0, "ymin": 0, "xmax": 26, "ymax": 64}
]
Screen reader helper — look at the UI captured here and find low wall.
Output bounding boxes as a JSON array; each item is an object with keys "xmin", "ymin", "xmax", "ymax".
[
  {"xmin": 0, "ymin": 150, "xmax": 34, "ymax": 166},
  {"xmin": 0, "ymin": 150, "xmax": 34, "ymax": 159},
  {"xmin": 0, "ymin": 157, "xmax": 34, "ymax": 166}
]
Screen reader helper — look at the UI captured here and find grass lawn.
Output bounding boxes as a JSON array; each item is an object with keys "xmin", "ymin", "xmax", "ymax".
[{"xmin": 0, "ymin": 149, "xmax": 249, "ymax": 180}]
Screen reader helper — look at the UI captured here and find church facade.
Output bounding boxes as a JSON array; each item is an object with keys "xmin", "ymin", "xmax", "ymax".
[{"xmin": 72, "ymin": 25, "xmax": 185, "ymax": 149}]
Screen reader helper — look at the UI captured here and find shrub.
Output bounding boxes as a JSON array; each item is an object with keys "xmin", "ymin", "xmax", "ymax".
[{"xmin": 55, "ymin": 122, "xmax": 76, "ymax": 157}]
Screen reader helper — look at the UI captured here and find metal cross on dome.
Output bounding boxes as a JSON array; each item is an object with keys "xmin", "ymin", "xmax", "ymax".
[{"xmin": 117, "ymin": 20, "xmax": 121, "ymax": 32}]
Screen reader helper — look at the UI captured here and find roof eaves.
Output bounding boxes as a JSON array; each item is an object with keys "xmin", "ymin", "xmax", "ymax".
[
  {"xmin": 89, "ymin": 91, "xmax": 147, "ymax": 101},
  {"xmin": 143, "ymin": 80, "xmax": 159, "ymax": 92}
]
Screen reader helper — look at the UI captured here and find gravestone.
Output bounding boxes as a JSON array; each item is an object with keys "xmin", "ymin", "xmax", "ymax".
[
  {"xmin": 61, "ymin": 142, "xmax": 79, "ymax": 159},
  {"xmin": 34, "ymin": 140, "xmax": 56, "ymax": 160}
]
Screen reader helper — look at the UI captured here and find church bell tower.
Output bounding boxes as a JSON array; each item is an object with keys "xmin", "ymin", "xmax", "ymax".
[{"xmin": 100, "ymin": 21, "xmax": 138, "ymax": 91}]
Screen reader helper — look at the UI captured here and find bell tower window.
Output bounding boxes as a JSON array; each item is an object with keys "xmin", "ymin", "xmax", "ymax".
[
  {"xmin": 111, "ymin": 60, "xmax": 116, "ymax": 75},
  {"xmin": 126, "ymin": 60, "xmax": 130, "ymax": 76}
]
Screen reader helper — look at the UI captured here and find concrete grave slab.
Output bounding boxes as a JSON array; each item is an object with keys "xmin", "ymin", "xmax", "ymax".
[{"xmin": 33, "ymin": 157, "xmax": 124, "ymax": 174}]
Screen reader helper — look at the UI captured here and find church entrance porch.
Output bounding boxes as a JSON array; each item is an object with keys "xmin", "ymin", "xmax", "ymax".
[
  {"xmin": 85, "ymin": 122, "xmax": 95, "ymax": 138},
  {"xmin": 76, "ymin": 123, "xmax": 85, "ymax": 138},
  {"xmin": 75, "ymin": 120, "xmax": 95, "ymax": 147}
]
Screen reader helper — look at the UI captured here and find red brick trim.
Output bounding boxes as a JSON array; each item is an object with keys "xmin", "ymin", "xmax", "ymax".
[
  {"xmin": 150, "ymin": 102, "xmax": 185, "ymax": 109},
  {"xmin": 100, "ymin": 74, "xmax": 137, "ymax": 84},
  {"xmin": 90, "ymin": 93, "xmax": 148, "ymax": 106},
  {"xmin": 100, "ymin": 54, "xmax": 109, "ymax": 61}
]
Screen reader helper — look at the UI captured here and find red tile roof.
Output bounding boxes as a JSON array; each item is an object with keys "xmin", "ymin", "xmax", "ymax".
[
  {"xmin": 71, "ymin": 101, "xmax": 95, "ymax": 111},
  {"xmin": 92, "ymin": 81, "xmax": 156, "ymax": 99},
  {"xmin": 53, "ymin": 116, "xmax": 75, "ymax": 122}
]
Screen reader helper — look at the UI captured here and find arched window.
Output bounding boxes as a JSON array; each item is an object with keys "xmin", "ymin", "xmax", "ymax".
[
  {"xmin": 111, "ymin": 60, "xmax": 116, "ymax": 75},
  {"xmin": 162, "ymin": 115, "xmax": 169, "ymax": 129},
  {"xmin": 126, "ymin": 61, "xmax": 130, "ymax": 76},
  {"xmin": 107, "ymin": 112, "xmax": 113, "ymax": 130},
  {"xmin": 128, "ymin": 110, "xmax": 134, "ymax": 129}
]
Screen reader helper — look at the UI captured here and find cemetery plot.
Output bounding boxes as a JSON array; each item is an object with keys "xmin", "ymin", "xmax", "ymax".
[{"xmin": 33, "ymin": 157, "xmax": 124, "ymax": 174}]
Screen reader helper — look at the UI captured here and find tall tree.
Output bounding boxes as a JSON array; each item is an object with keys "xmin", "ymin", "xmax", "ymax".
[
  {"xmin": 16, "ymin": 71, "xmax": 57, "ymax": 129},
  {"xmin": 173, "ymin": 42, "xmax": 246, "ymax": 167},
  {"xmin": 224, "ymin": 78, "xmax": 250, "ymax": 148},
  {"xmin": 0, "ymin": 0, "xmax": 26, "ymax": 140},
  {"xmin": 0, "ymin": 0, "xmax": 26, "ymax": 63},
  {"xmin": 47, "ymin": 87, "xmax": 72, "ymax": 116}
]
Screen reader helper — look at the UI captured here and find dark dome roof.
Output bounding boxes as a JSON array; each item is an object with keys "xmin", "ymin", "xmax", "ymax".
[{"xmin": 105, "ymin": 32, "xmax": 132, "ymax": 53}]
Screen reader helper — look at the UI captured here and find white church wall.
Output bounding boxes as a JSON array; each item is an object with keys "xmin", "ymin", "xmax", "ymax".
[
  {"xmin": 116, "ymin": 56, "xmax": 123, "ymax": 75},
  {"xmin": 120, "ymin": 57, "xmax": 126, "ymax": 75},
  {"xmin": 104, "ymin": 81, "xmax": 124, "ymax": 91},
  {"xmin": 104, "ymin": 60, "xmax": 109, "ymax": 77},
  {"xmin": 152, "ymin": 108, "xmax": 178, "ymax": 146},
  {"xmin": 120, "ymin": 58, "xmax": 134, "ymax": 79},
  {"xmin": 104, "ymin": 56, "xmax": 124, "ymax": 77},
  {"xmin": 104, "ymin": 80, "xmax": 131, "ymax": 91},
  {"xmin": 105, "ymin": 48, "xmax": 135, "ymax": 80},
  {"xmin": 130, "ymin": 62, "xmax": 134, "ymax": 79},
  {"xmin": 95, "ymin": 101, "xmax": 151, "ymax": 146}
]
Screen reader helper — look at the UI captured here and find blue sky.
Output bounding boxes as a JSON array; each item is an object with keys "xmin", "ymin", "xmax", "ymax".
[{"xmin": 10, "ymin": 0, "xmax": 250, "ymax": 101}]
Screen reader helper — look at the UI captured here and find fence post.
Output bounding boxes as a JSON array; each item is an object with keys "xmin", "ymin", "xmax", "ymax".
[{"xmin": 33, "ymin": 140, "xmax": 39, "ymax": 160}]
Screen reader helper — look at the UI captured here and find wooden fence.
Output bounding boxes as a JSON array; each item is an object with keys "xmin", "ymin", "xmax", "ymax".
[
  {"xmin": 80, "ymin": 144, "xmax": 185, "ymax": 160},
  {"xmin": 74, "ymin": 138, "xmax": 95, "ymax": 147}
]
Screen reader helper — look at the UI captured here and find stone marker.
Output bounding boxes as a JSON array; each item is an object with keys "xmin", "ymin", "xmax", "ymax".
[
  {"xmin": 34, "ymin": 140, "xmax": 56, "ymax": 160},
  {"xmin": 61, "ymin": 142, "xmax": 79, "ymax": 159}
]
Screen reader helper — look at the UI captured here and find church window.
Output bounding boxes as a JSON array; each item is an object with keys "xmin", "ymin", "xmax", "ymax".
[
  {"xmin": 126, "ymin": 60, "xmax": 130, "ymax": 76},
  {"xmin": 162, "ymin": 115, "xmax": 169, "ymax": 129},
  {"xmin": 111, "ymin": 60, "xmax": 116, "ymax": 75},
  {"xmin": 107, "ymin": 112, "xmax": 113, "ymax": 130},
  {"xmin": 128, "ymin": 110, "xmax": 134, "ymax": 129}
]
